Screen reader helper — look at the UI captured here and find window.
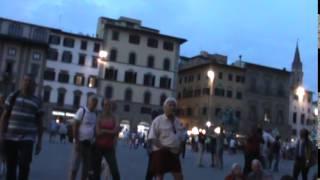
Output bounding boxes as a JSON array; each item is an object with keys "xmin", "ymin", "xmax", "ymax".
[
  {"xmin": 163, "ymin": 58, "xmax": 170, "ymax": 71},
  {"xmin": 264, "ymin": 80, "xmax": 271, "ymax": 96},
  {"xmin": 80, "ymin": 41, "xmax": 87, "ymax": 50},
  {"xmin": 47, "ymin": 48, "xmax": 58, "ymax": 61},
  {"xmin": 143, "ymin": 74, "xmax": 155, "ymax": 86},
  {"xmin": 58, "ymin": 72, "xmax": 69, "ymax": 83},
  {"xmin": 228, "ymin": 74, "xmax": 233, "ymax": 81},
  {"xmin": 105, "ymin": 86, "xmax": 113, "ymax": 99},
  {"xmin": 147, "ymin": 38, "xmax": 158, "ymax": 48},
  {"xmin": 124, "ymin": 89, "xmax": 133, "ymax": 102},
  {"xmin": 62, "ymin": 51, "xmax": 72, "ymax": 63},
  {"xmin": 63, "ymin": 38, "xmax": 75, "ymax": 48},
  {"xmin": 32, "ymin": 52, "xmax": 41, "ymax": 61},
  {"xmin": 129, "ymin": 34, "xmax": 140, "ymax": 44},
  {"xmin": 227, "ymin": 90, "xmax": 233, "ymax": 98},
  {"xmin": 112, "ymin": 31, "xmax": 119, "ymax": 41},
  {"xmin": 235, "ymin": 111, "xmax": 241, "ymax": 119},
  {"xmin": 293, "ymin": 112, "xmax": 297, "ymax": 124},
  {"xmin": 8, "ymin": 23, "xmax": 23, "ymax": 37},
  {"xmin": 5, "ymin": 61, "xmax": 14, "ymax": 74},
  {"xmin": 124, "ymin": 71, "xmax": 137, "ymax": 84},
  {"xmin": 160, "ymin": 94, "xmax": 167, "ymax": 105},
  {"xmin": 188, "ymin": 75, "xmax": 194, "ymax": 82},
  {"xmin": 92, "ymin": 56, "xmax": 98, "ymax": 68},
  {"xmin": 88, "ymin": 76, "xmax": 97, "ymax": 88},
  {"xmin": 202, "ymin": 107, "xmax": 207, "ymax": 115},
  {"xmin": 250, "ymin": 78, "xmax": 257, "ymax": 92},
  {"xmin": 163, "ymin": 41, "xmax": 174, "ymax": 51},
  {"xmin": 144, "ymin": 92, "xmax": 151, "ymax": 104},
  {"xmin": 215, "ymin": 88, "xmax": 225, "ymax": 96},
  {"xmin": 78, "ymin": 54, "xmax": 86, "ymax": 65},
  {"xmin": 300, "ymin": 114, "xmax": 305, "ymax": 125},
  {"xmin": 49, "ymin": 35, "xmax": 60, "ymax": 45},
  {"xmin": 124, "ymin": 105, "xmax": 130, "ymax": 112},
  {"xmin": 187, "ymin": 108, "xmax": 193, "ymax": 116},
  {"xmin": 179, "ymin": 78, "xmax": 182, "ymax": 84},
  {"xmin": 236, "ymin": 91, "xmax": 242, "ymax": 99},
  {"xmin": 141, "ymin": 107, "xmax": 152, "ymax": 114},
  {"xmin": 93, "ymin": 43, "xmax": 100, "ymax": 52},
  {"xmin": 159, "ymin": 77, "xmax": 171, "ymax": 89},
  {"xmin": 43, "ymin": 88, "xmax": 51, "ymax": 103},
  {"xmin": 147, "ymin": 56, "xmax": 154, "ymax": 68},
  {"xmin": 30, "ymin": 64, "xmax": 39, "ymax": 77},
  {"xmin": 218, "ymin": 72, "xmax": 223, "ymax": 79},
  {"xmin": 104, "ymin": 68, "xmax": 118, "ymax": 81},
  {"xmin": 197, "ymin": 74, "xmax": 201, "ymax": 80},
  {"xmin": 7, "ymin": 47, "xmax": 16, "ymax": 56},
  {"xmin": 202, "ymin": 88, "xmax": 210, "ymax": 95},
  {"xmin": 128, "ymin": 52, "xmax": 136, "ymax": 65},
  {"xmin": 241, "ymin": 77, "xmax": 246, "ymax": 83},
  {"xmin": 57, "ymin": 91, "xmax": 66, "ymax": 106},
  {"xmin": 32, "ymin": 28, "xmax": 47, "ymax": 41},
  {"xmin": 277, "ymin": 84, "xmax": 284, "ymax": 97},
  {"xmin": 215, "ymin": 108, "xmax": 221, "ymax": 116},
  {"xmin": 276, "ymin": 110, "xmax": 284, "ymax": 124},
  {"xmin": 73, "ymin": 91, "xmax": 82, "ymax": 108},
  {"xmin": 194, "ymin": 89, "xmax": 201, "ymax": 97},
  {"xmin": 110, "ymin": 49, "xmax": 117, "ymax": 61},
  {"xmin": 236, "ymin": 75, "xmax": 241, "ymax": 82},
  {"xmin": 74, "ymin": 74, "xmax": 84, "ymax": 86},
  {"xmin": 44, "ymin": 69, "xmax": 55, "ymax": 81}
]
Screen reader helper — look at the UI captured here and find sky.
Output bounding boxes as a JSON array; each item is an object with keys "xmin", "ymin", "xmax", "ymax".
[{"xmin": 1, "ymin": 0, "xmax": 318, "ymax": 98}]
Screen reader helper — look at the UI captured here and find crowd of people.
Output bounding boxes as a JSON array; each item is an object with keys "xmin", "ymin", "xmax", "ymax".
[{"xmin": 0, "ymin": 73, "xmax": 318, "ymax": 180}]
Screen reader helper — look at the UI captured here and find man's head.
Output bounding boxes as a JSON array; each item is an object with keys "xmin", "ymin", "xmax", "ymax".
[
  {"xmin": 251, "ymin": 159, "xmax": 262, "ymax": 173},
  {"xmin": 21, "ymin": 74, "xmax": 36, "ymax": 95},
  {"xmin": 163, "ymin": 97, "xmax": 177, "ymax": 117},
  {"xmin": 102, "ymin": 98, "xmax": 112, "ymax": 113},
  {"xmin": 231, "ymin": 163, "xmax": 242, "ymax": 175},
  {"xmin": 87, "ymin": 95, "xmax": 98, "ymax": 111}
]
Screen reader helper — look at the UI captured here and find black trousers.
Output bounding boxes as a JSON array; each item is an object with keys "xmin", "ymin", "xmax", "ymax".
[
  {"xmin": 4, "ymin": 140, "xmax": 34, "ymax": 180},
  {"xmin": 79, "ymin": 140, "xmax": 94, "ymax": 180},
  {"xmin": 145, "ymin": 153, "xmax": 153, "ymax": 180},
  {"xmin": 293, "ymin": 157, "xmax": 309, "ymax": 180}
]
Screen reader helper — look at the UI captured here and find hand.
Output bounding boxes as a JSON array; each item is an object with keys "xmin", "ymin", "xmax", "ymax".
[{"xmin": 35, "ymin": 142, "xmax": 42, "ymax": 155}]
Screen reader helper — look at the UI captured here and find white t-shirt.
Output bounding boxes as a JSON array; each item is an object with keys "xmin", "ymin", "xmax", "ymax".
[
  {"xmin": 74, "ymin": 107, "xmax": 97, "ymax": 141},
  {"xmin": 148, "ymin": 114, "xmax": 184, "ymax": 153},
  {"xmin": 262, "ymin": 131, "xmax": 275, "ymax": 156},
  {"xmin": 230, "ymin": 139, "xmax": 236, "ymax": 148}
]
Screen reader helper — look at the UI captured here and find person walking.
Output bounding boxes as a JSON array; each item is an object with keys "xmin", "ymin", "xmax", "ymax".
[
  {"xmin": 261, "ymin": 128, "xmax": 275, "ymax": 169},
  {"xmin": 92, "ymin": 98, "xmax": 120, "ymax": 180},
  {"xmin": 216, "ymin": 126, "xmax": 225, "ymax": 169},
  {"xmin": 197, "ymin": 131, "xmax": 206, "ymax": 167},
  {"xmin": 148, "ymin": 97, "xmax": 184, "ymax": 180},
  {"xmin": 69, "ymin": 95, "xmax": 98, "ymax": 180},
  {"xmin": 0, "ymin": 74, "xmax": 43, "ymax": 180},
  {"xmin": 180, "ymin": 126, "xmax": 188, "ymax": 159},
  {"xmin": 59, "ymin": 120, "xmax": 68, "ymax": 144},
  {"xmin": 292, "ymin": 129, "xmax": 313, "ymax": 180},
  {"xmin": 49, "ymin": 119, "xmax": 58, "ymax": 143},
  {"xmin": 271, "ymin": 135, "xmax": 281, "ymax": 172},
  {"xmin": 209, "ymin": 131, "xmax": 217, "ymax": 167},
  {"xmin": 224, "ymin": 163, "xmax": 245, "ymax": 180}
]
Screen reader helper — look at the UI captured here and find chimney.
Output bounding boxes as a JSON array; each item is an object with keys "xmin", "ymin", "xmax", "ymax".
[{"xmin": 200, "ymin": 51, "xmax": 209, "ymax": 57}]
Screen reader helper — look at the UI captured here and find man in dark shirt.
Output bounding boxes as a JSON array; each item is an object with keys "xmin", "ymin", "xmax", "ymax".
[{"xmin": 197, "ymin": 131, "xmax": 206, "ymax": 167}]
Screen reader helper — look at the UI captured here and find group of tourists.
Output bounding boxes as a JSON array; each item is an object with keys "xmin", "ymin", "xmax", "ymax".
[{"xmin": 49, "ymin": 118, "xmax": 69, "ymax": 144}]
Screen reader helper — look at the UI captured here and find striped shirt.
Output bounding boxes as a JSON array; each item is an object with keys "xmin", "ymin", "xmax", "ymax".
[{"xmin": 4, "ymin": 91, "xmax": 42, "ymax": 141}]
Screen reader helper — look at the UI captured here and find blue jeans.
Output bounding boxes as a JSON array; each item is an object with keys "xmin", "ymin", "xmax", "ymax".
[{"xmin": 273, "ymin": 153, "xmax": 280, "ymax": 172}]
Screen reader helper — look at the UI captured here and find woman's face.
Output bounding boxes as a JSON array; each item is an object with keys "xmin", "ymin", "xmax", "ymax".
[{"xmin": 103, "ymin": 99, "xmax": 112, "ymax": 112}]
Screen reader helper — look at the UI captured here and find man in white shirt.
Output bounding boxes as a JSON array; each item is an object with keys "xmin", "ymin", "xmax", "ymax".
[
  {"xmin": 148, "ymin": 97, "xmax": 184, "ymax": 180},
  {"xmin": 261, "ymin": 129, "xmax": 275, "ymax": 169},
  {"xmin": 69, "ymin": 95, "xmax": 98, "ymax": 180}
]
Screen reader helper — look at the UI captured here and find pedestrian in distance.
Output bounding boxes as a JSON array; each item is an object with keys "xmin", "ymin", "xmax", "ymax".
[{"xmin": 59, "ymin": 120, "xmax": 68, "ymax": 144}]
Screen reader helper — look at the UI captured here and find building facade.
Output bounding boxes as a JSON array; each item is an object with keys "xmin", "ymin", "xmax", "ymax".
[
  {"xmin": 0, "ymin": 17, "xmax": 49, "ymax": 97},
  {"xmin": 43, "ymin": 29, "xmax": 102, "ymax": 127},
  {"xmin": 177, "ymin": 52, "xmax": 246, "ymax": 133},
  {"xmin": 96, "ymin": 16, "xmax": 186, "ymax": 133}
]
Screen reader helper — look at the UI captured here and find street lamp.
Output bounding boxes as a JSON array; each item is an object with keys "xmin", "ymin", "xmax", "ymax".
[
  {"xmin": 296, "ymin": 86, "xmax": 305, "ymax": 103},
  {"xmin": 207, "ymin": 69, "xmax": 215, "ymax": 128},
  {"xmin": 314, "ymin": 107, "xmax": 318, "ymax": 116},
  {"xmin": 206, "ymin": 121, "xmax": 211, "ymax": 128},
  {"xmin": 97, "ymin": 50, "xmax": 108, "ymax": 101}
]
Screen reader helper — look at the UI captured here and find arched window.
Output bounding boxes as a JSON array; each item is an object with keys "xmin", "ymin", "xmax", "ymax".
[
  {"xmin": 57, "ymin": 87, "xmax": 67, "ymax": 106},
  {"xmin": 144, "ymin": 91, "xmax": 151, "ymax": 104},
  {"xmin": 105, "ymin": 86, "xmax": 113, "ymax": 99},
  {"xmin": 159, "ymin": 76, "xmax": 171, "ymax": 89},
  {"xmin": 129, "ymin": 52, "xmax": 136, "ymax": 65},
  {"xmin": 124, "ymin": 88, "xmax": 133, "ymax": 102},
  {"xmin": 43, "ymin": 86, "xmax": 52, "ymax": 103},
  {"xmin": 110, "ymin": 49, "xmax": 117, "ymax": 61},
  {"xmin": 160, "ymin": 94, "xmax": 167, "ymax": 106},
  {"xmin": 73, "ymin": 90, "xmax": 82, "ymax": 108},
  {"xmin": 124, "ymin": 70, "xmax": 137, "ymax": 84},
  {"xmin": 147, "ymin": 56, "xmax": 154, "ymax": 68},
  {"xmin": 163, "ymin": 58, "xmax": 170, "ymax": 71},
  {"xmin": 143, "ymin": 73, "xmax": 155, "ymax": 86}
]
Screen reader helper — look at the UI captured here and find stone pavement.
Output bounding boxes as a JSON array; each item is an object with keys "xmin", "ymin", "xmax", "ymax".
[{"xmin": 23, "ymin": 135, "xmax": 318, "ymax": 180}]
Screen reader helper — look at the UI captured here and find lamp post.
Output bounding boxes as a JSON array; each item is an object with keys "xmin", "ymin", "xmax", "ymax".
[
  {"xmin": 207, "ymin": 70, "xmax": 215, "ymax": 128},
  {"xmin": 97, "ymin": 50, "xmax": 108, "ymax": 99}
]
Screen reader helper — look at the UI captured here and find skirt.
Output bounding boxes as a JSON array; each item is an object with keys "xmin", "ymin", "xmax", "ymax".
[{"xmin": 151, "ymin": 148, "xmax": 182, "ymax": 175}]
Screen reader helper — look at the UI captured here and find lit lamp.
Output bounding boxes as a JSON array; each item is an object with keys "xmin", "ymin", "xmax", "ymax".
[
  {"xmin": 206, "ymin": 121, "xmax": 211, "ymax": 128},
  {"xmin": 214, "ymin": 126, "xmax": 221, "ymax": 134},
  {"xmin": 314, "ymin": 108, "xmax": 318, "ymax": 116},
  {"xmin": 296, "ymin": 86, "xmax": 305, "ymax": 103},
  {"xmin": 191, "ymin": 126, "xmax": 199, "ymax": 135}
]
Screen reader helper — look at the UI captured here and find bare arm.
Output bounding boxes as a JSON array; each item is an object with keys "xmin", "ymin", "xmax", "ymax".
[{"xmin": 73, "ymin": 121, "xmax": 80, "ymax": 144}]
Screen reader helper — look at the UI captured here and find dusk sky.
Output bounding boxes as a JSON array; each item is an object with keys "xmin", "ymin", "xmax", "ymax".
[{"xmin": 1, "ymin": 0, "xmax": 317, "ymax": 98}]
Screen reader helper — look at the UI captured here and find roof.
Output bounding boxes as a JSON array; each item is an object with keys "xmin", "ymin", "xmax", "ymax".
[
  {"xmin": 179, "ymin": 60, "xmax": 245, "ymax": 73},
  {"xmin": 100, "ymin": 17, "xmax": 187, "ymax": 44},
  {"xmin": 244, "ymin": 62, "xmax": 291, "ymax": 75},
  {"xmin": 0, "ymin": 17, "xmax": 103, "ymax": 42},
  {"xmin": 0, "ymin": 34, "xmax": 49, "ymax": 47}
]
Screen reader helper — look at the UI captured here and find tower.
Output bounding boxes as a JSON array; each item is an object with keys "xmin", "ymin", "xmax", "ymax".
[{"xmin": 291, "ymin": 42, "xmax": 303, "ymax": 89}]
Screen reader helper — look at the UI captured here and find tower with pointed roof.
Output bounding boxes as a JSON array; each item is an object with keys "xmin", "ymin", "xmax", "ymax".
[{"xmin": 291, "ymin": 42, "xmax": 303, "ymax": 89}]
